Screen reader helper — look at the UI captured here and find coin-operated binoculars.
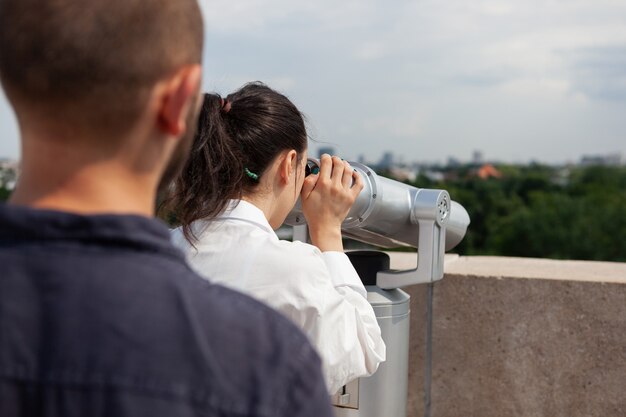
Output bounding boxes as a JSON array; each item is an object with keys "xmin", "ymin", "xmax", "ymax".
[{"xmin": 285, "ymin": 160, "xmax": 470, "ymax": 417}]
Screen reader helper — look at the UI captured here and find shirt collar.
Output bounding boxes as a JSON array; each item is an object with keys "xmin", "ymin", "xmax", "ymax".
[
  {"xmin": 217, "ymin": 199, "xmax": 276, "ymax": 236},
  {"xmin": 0, "ymin": 203, "xmax": 184, "ymax": 259}
]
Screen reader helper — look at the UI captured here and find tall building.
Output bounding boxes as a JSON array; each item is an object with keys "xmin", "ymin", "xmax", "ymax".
[
  {"xmin": 472, "ymin": 150, "xmax": 484, "ymax": 165},
  {"xmin": 379, "ymin": 152, "xmax": 394, "ymax": 169},
  {"xmin": 447, "ymin": 157, "xmax": 461, "ymax": 168}
]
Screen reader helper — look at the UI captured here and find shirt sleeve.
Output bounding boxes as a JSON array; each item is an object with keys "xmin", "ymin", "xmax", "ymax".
[
  {"xmin": 321, "ymin": 251, "xmax": 367, "ymax": 298},
  {"xmin": 281, "ymin": 243, "xmax": 387, "ymax": 395}
]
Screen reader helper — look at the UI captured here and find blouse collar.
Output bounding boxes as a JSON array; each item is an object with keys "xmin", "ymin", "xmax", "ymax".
[{"xmin": 217, "ymin": 199, "xmax": 276, "ymax": 236}]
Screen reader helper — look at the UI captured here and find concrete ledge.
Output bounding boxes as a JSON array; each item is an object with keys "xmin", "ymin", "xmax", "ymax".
[
  {"xmin": 389, "ymin": 254, "xmax": 626, "ymax": 417},
  {"xmin": 391, "ymin": 253, "xmax": 626, "ymax": 283}
]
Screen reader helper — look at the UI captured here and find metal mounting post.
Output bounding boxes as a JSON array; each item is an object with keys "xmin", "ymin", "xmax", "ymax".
[{"xmin": 376, "ymin": 190, "xmax": 449, "ymax": 289}]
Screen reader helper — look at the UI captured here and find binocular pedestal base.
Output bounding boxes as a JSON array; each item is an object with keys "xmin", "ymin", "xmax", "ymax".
[
  {"xmin": 334, "ymin": 286, "xmax": 410, "ymax": 417},
  {"xmin": 334, "ymin": 251, "xmax": 411, "ymax": 417}
]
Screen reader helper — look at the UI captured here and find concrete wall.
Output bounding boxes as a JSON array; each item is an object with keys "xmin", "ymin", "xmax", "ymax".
[{"xmin": 389, "ymin": 255, "xmax": 626, "ymax": 417}]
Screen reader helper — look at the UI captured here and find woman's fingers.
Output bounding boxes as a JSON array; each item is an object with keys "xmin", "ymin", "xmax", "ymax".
[
  {"xmin": 311, "ymin": 155, "xmax": 360, "ymax": 197},
  {"xmin": 319, "ymin": 154, "xmax": 333, "ymax": 181},
  {"xmin": 331, "ymin": 156, "xmax": 345, "ymax": 186},
  {"xmin": 351, "ymin": 168, "xmax": 364, "ymax": 198},
  {"xmin": 301, "ymin": 172, "xmax": 319, "ymax": 200},
  {"xmin": 300, "ymin": 156, "xmax": 361, "ymax": 246},
  {"xmin": 341, "ymin": 160, "xmax": 353, "ymax": 189}
]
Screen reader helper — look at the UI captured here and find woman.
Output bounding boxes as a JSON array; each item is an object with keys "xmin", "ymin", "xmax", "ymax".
[{"xmin": 167, "ymin": 82, "xmax": 385, "ymax": 394}]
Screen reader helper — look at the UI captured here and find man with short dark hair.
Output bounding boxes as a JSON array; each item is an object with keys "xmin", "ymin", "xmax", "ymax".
[{"xmin": 0, "ymin": 1, "xmax": 334, "ymax": 416}]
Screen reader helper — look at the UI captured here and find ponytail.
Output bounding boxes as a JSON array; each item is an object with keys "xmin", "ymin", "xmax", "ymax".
[{"xmin": 162, "ymin": 82, "xmax": 307, "ymax": 244}]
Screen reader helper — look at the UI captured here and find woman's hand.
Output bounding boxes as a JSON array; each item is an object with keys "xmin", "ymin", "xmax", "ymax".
[{"xmin": 300, "ymin": 154, "xmax": 364, "ymax": 252}]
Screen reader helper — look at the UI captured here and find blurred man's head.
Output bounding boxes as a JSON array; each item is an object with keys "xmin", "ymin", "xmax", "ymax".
[{"xmin": 0, "ymin": 0, "xmax": 204, "ymax": 199}]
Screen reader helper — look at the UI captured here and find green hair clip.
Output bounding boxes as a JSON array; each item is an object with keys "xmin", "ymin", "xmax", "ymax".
[{"xmin": 244, "ymin": 167, "xmax": 260, "ymax": 181}]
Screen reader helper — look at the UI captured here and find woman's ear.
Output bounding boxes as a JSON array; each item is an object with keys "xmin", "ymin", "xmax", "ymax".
[{"xmin": 277, "ymin": 150, "xmax": 298, "ymax": 184}]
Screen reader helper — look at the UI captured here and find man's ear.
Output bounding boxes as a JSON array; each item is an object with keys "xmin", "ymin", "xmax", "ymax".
[
  {"xmin": 278, "ymin": 150, "xmax": 298, "ymax": 184},
  {"xmin": 156, "ymin": 64, "xmax": 202, "ymax": 136}
]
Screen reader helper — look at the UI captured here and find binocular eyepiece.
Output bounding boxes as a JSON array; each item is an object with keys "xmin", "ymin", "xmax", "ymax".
[{"xmin": 304, "ymin": 160, "xmax": 321, "ymax": 177}]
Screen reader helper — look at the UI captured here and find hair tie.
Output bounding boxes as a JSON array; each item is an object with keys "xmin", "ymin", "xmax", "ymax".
[
  {"xmin": 244, "ymin": 167, "xmax": 259, "ymax": 181},
  {"xmin": 221, "ymin": 97, "xmax": 231, "ymax": 113}
]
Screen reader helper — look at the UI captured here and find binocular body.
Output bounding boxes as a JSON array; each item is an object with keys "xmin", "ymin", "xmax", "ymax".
[{"xmin": 285, "ymin": 160, "xmax": 470, "ymax": 252}]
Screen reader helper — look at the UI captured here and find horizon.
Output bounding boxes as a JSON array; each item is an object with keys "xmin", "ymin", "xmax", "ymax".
[{"xmin": 1, "ymin": 147, "xmax": 623, "ymax": 168}]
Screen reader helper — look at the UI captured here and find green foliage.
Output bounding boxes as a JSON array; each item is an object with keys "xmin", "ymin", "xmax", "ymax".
[
  {"xmin": 0, "ymin": 187, "xmax": 10, "ymax": 202},
  {"xmin": 2, "ymin": 164, "xmax": 624, "ymax": 262},
  {"xmin": 411, "ymin": 165, "xmax": 626, "ymax": 262}
]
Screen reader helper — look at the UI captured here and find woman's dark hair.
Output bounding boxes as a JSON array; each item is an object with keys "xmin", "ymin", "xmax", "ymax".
[{"xmin": 163, "ymin": 82, "xmax": 307, "ymax": 243}]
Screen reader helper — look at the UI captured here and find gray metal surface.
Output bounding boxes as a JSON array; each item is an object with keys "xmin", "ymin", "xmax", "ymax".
[
  {"xmin": 334, "ymin": 286, "xmax": 411, "ymax": 417},
  {"xmin": 285, "ymin": 161, "xmax": 469, "ymax": 251}
]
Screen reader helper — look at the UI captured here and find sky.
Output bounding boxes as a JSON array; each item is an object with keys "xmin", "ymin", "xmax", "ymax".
[{"xmin": 2, "ymin": 0, "xmax": 626, "ymax": 164}]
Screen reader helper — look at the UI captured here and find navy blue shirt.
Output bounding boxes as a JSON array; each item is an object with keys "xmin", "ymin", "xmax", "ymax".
[{"xmin": 0, "ymin": 204, "xmax": 334, "ymax": 417}]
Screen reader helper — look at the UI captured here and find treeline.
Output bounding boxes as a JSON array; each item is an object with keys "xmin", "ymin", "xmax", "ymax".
[
  {"xmin": 409, "ymin": 165, "xmax": 626, "ymax": 262},
  {"xmin": 1, "ymin": 165, "xmax": 624, "ymax": 262},
  {"xmin": 0, "ymin": 187, "xmax": 10, "ymax": 202}
]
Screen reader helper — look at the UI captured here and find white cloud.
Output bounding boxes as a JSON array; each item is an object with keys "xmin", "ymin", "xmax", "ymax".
[
  {"xmin": 2, "ymin": 0, "xmax": 626, "ymax": 162},
  {"xmin": 200, "ymin": 0, "xmax": 379, "ymax": 34},
  {"xmin": 498, "ymin": 78, "xmax": 570, "ymax": 98},
  {"xmin": 203, "ymin": 75, "xmax": 296, "ymax": 94},
  {"xmin": 362, "ymin": 111, "xmax": 424, "ymax": 137},
  {"xmin": 354, "ymin": 41, "xmax": 387, "ymax": 61}
]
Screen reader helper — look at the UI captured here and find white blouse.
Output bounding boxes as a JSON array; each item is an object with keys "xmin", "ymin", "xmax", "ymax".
[{"xmin": 171, "ymin": 200, "xmax": 386, "ymax": 394}]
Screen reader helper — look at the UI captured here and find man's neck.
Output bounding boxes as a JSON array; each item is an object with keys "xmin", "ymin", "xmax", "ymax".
[
  {"xmin": 10, "ymin": 167, "xmax": 157, "ymax": 217},
  {"xmin": 10, "ymin": 138, "xmax": 159, "ymax": 217}
]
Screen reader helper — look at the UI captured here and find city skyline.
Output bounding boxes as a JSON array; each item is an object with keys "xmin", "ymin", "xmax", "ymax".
[{"xmin": 2, "ymin": 0, "xmax": 626, "ymax": 164}]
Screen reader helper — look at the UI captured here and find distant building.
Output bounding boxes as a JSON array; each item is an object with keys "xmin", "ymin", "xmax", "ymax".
[
  {"xmin": 472, "ymin": 150, "xmax": 484, "ymax": 165},
  {"xmin": 580, "ymin": 153, "xmax": 622, "ymax": 166},
  {"xmin": 378, "ymin": 152, "xmax": 394, "ymax": 170},
  {"xmin": 0, "ymin": 158, "xmax": 18, "ymax": 170},
  {"xmin": 423, "ymin": 170, "xmax": 444, "ymax": 182},
  {"xmin": 447, "ymin": 157, "xmax": 461, "ymax": 168},
  {"xmin": 551, "ymin": 168, "xmax": 571, "ymax": 187},
  {"xmin": 389, "ymin": 167, "xmax": 418, "ymax": 182},
  {"xmin": 0, "ymin": 159, "xmax": 19, "ymax": 190},
  {"xmin": 473, "ymin": 164, "xmax": 502, "ymax": 180}
]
